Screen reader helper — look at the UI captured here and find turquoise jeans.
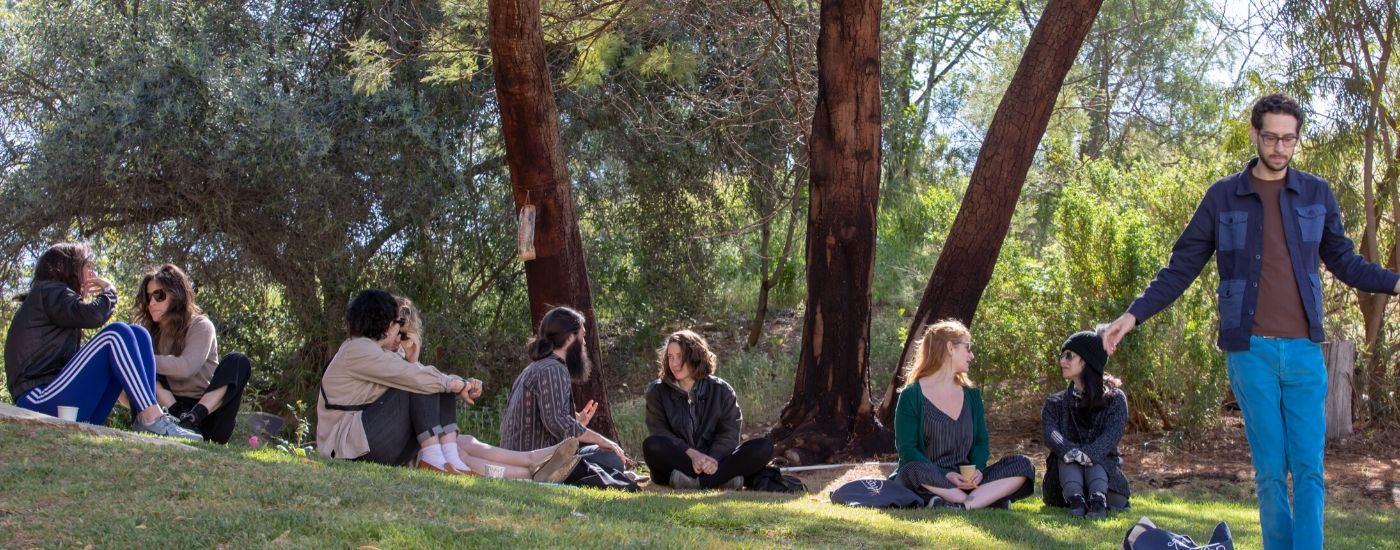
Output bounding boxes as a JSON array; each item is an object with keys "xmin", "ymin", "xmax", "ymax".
[{"xmin": 1227, "ymin": 336, "xmax": 1327, "ymax": 550}]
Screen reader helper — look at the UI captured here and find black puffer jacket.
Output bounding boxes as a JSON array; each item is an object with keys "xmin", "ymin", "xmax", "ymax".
[
  {"xmin": 644, "ymin": 376, "xmax": 742, "ymax": 459},
  {"xmin": 4, "ymin": 281, "xmax": 116, "ymax": 398}
]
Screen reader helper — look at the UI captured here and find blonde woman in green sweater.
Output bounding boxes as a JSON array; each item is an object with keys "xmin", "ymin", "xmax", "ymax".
[{"xmin": 890, "ymin": 320, "xmax": 1034, "ymax": 509}]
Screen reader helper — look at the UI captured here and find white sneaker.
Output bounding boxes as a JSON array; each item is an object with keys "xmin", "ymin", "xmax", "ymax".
[{"xmin": 134, "ymin": 412, "xmax": 202, "ymax": 441}]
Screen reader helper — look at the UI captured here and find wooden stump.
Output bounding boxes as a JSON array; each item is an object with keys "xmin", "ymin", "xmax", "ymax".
[{"xmin": 1323, "ymin": 341, "xmax": 1355, "ymax": 440}]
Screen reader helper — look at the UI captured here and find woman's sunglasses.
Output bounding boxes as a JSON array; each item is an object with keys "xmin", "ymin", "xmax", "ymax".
[{"xmin": 148, "ymin": 289, "xmax": 170, "ymax": 303}]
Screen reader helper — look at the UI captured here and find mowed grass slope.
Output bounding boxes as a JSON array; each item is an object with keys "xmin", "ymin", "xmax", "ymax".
[{"xmin": 1, "ymin": 422, "xmax": 1396, "ymax": 549}]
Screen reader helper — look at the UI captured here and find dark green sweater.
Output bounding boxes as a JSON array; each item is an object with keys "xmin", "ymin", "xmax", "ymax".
[{"xmin": 890, "ymin": 383, "xmax": 989, "ymax": 479}]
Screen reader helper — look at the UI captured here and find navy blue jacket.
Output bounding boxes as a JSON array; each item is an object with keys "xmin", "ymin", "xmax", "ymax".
[{"xmin": 1127, "ymin": 159, "xmax": 1399, "ymax": 351}]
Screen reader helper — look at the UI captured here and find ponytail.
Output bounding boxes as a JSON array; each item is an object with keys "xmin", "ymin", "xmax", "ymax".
[
  {"xmin": 527, "ymin": 338, "xmax": 557, "ymax": 360},
  {"xmin": 527, "ymin": 307, "xmax": 586, "ymax": 361}
]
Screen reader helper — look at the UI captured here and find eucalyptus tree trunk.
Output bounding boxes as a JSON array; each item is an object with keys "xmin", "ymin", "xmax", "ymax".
[
  {"xmin": 487, "ymin": 0, "xmax": 615, "ymax": 439},
  {"xmin": 876, "ymin": 0, "xmax": 1106, "ymax": 425},
  {"xmin": 767, "ymin": 0, "xmax": 887, "ymax": 464}
]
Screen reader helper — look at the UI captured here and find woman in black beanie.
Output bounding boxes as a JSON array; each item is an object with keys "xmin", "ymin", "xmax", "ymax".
[{"xmin": 1041, "ymin": 329, "xmax": 1131, "ymax": 518}]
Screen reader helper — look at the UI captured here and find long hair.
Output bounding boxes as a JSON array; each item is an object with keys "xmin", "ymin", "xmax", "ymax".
[
  {"xmin": 902, "ymin": 319, "xmax": 974, "ymax": 388},
  {"xmin": 397, "ymin": 296, "xmax": 423, "ymax": 339},
  {"xmin": 527, "ymin": 306, "xmax": 585, "ymax": 361},
  {"xmin": 134, "ymin": 264, "xmax": 202, "ymax": 355},
  {"xmin": 1073, "ymin": 366, "xmax": 1124, "ymax": 429},
  {"xmin": 656, "ymin": 329, "xmax": 717, "ymax": 382},
  {"xmin": 18, "ymin": 242, "xmax": 93, "ymax": 300}
]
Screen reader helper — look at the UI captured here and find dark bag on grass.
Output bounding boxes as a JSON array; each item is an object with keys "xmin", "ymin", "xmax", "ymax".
[
  {"xmin": 562, "ymin": 458, "xmax": 640, "ymax": 492},
  {"xmin": 1122, "ymin": 517, "xmax": 1233, "ymax": 550},
  {"xmin": 830, "ymin": 478, "xmax": 924, "ymax": 508},
  {"xmin": 748, "ymin": 466, "xmax": 806, "ymax": 493}
]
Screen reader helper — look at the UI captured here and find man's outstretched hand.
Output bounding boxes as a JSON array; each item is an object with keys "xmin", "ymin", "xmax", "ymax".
[{"xmin": 1102, "ymin": 313, "xmax": 1137, "ymax": 356}]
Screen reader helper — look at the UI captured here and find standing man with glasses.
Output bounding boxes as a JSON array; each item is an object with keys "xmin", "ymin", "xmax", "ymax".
[{"xmin": 1102, "ymin": 94, "xmax": 1400, "ymax": 549}]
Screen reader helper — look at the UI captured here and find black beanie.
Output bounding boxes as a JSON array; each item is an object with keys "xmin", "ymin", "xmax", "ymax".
[{"xmin": 1061, "ymin": 330, "xmax": 1108, "ymax": 374}]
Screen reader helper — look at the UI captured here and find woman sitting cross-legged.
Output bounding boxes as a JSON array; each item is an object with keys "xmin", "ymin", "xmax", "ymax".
[
  {"xmin": 1041, "ymin": 330, "xmax": 1131, "ymax": 518},
  {"xmin": 130, "ymin": 264, "xmax": 251, "ymax": 444},
  {"xmin": 316, "ymin": 289, "xmax": 578, "ymax": 481},
  {"xmin": 891, "ymin": 320, "xmax": 1035, "ymax": 509},
  {"xmin": 5, "ymin": 242, "xmax": 199, "ymax": 441},
  {"xmin": 643, "ymin": 330, "xmax": 774, "ymax": 490}
]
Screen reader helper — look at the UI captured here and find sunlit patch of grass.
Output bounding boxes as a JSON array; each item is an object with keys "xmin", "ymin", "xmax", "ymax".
[{"xmin": 2, "ymin": 421, "xmax": 1396, "ymax": 549}]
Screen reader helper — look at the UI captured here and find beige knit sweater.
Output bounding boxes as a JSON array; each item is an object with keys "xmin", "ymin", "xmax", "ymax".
[{"xmin": 154, "ymin": 315, "xmax": 219, "ymax": 399}]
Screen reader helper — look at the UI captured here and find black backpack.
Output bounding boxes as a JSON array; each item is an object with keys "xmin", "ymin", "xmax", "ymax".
[
  {"xmin": 747, "ymin": 466, "xmax": 806, "ymax": 493},
  {"xmin": 562, "ymin": 458, "xmax": 640, "ymax": 492},
  {"xmin": 829, "ymin": 477, "xmax": 924, "ymax": 508},
  {"xmin": 1123, "ymin": 518, "xmax": 1234, "ymax": 550}
]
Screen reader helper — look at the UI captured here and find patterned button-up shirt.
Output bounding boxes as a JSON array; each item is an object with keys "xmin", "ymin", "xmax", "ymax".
[{"xmin": 499, "ymin": 355, "xmax": 587, "ymax": 451}]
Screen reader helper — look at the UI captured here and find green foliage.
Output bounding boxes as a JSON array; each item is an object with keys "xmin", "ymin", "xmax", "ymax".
[
  {"xmin": 272, "ymin": 399, "xmax": 316, "ymax": 457},
  {"xmin": 565, "ymin": 32, "xmax": 626, "ymax": 89},
  {"xmin": 346, "ymin": 37, "xmax": 395, "ymax": 95},
  {"xmin": 622, "ymin": 42, "xmax": 700, "ymax": 85},
  {"xmin": 970, "ymin": 159, "xmax": 1232, "ymax": 440}
]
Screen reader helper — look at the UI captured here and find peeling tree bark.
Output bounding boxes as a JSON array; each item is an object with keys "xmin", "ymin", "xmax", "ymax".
[
  {"xmin": 487, "ymin": 0, "xmax": 615, "ymax": 439},
  {"xmin": 767, "ymin": 0, "xmax": 887, "ymax": 465}
]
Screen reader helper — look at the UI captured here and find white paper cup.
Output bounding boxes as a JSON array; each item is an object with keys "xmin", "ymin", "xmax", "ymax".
[
  {"xmin": 486, "ymin": 464, "xmax": 506, "ymax": 479},
  {"xmin": 56, "ymin": 406, "xmax": 79, "ymax": 422}
]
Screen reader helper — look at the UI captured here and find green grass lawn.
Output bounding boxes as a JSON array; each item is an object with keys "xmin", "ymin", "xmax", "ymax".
[{"xmin": 1, "ymin": 422, "xmax": 1395, "ymax": 549}]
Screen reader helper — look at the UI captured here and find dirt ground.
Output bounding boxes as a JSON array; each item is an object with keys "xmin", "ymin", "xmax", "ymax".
[{"xmin": 748, "ymin": 398, "xmax": 1400, "ymax": 509}]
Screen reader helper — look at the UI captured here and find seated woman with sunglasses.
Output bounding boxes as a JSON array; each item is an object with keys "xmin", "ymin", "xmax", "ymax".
[
  {"xmin": 1041, "ymin": 330, "xmax": 1130, "ymax": 518},
  {"xmin": 892, "ymin": 320, "xmax": 1035, "ymax": 509},
  {"xmin": 129, "ymin": 264, "xmax": 252, "ymax": 444},
  {"xmin": 316, "ymin": 289, "xmax": 579, "ymax": 481}
]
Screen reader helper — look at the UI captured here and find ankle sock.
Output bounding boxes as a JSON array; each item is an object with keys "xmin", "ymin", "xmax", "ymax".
[
  {"xmin": 187, "ymin": 404, "xmax": 209, "ymax": 424},
  {"xmin": 419, "ymin": 444, "xmax": 447, "ymax": 468},
  {"xmin": 441, "ymin": 442, "xmax": 472, "ymax": 473}
]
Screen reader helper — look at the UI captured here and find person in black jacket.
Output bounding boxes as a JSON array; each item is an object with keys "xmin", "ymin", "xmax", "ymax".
[
  {"xmin": 643, "ymin": 330, "xmax": 773, "ymax": 490},
  {"xmin": 4, "ymin": 242, "xmax": 199, "ymax": 440},
  {"xmin": 1042, "ymin": 330, "xmax": 1131, "ymax": 518}
]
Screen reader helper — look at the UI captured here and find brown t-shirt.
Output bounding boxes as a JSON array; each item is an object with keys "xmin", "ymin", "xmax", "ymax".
[{"xmin": 1251, "ymin": 175, "xmax": 1310, "ymax": 338}]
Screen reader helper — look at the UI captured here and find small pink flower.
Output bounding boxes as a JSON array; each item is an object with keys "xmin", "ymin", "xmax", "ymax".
[{"xmin": 249, "ymin": 435, "xmax": 261, "ymax": 449}]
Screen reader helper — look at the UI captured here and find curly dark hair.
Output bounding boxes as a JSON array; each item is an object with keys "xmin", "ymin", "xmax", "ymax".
[
  {"xmin": 1251, "ymin": 94, "xmax": 1304, "ymax": 133},
  {"xmin": 345, "ymin": 289, "xmax": 400, "ymax": 340},
  {"xmin": 656, "ymin": 329, "xmax": 717, "ymax": 382}
]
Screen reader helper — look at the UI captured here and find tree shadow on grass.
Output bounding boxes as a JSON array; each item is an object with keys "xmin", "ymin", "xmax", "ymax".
[{"xmin": 4, "ymin": 424, "xmax": 1396, "ymax": 549}]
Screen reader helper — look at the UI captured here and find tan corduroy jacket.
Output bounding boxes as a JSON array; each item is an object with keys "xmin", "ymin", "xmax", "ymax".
[{"xmin": 316, "ymin": 337, "xmax": 459, "ymax": 460}]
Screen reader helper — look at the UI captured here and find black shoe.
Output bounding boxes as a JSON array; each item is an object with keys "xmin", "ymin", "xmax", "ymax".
[
  {"xmin": 176, "ymin": 410, "xmax": 200, "ymax": 432},
  {"xmin": 1066, "ymin": 494, "xmax": 1087, "ymax": 518},
  {"xmin": 1087, "ymin": 492, "xmax": 1107, "ymax": 519}
]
